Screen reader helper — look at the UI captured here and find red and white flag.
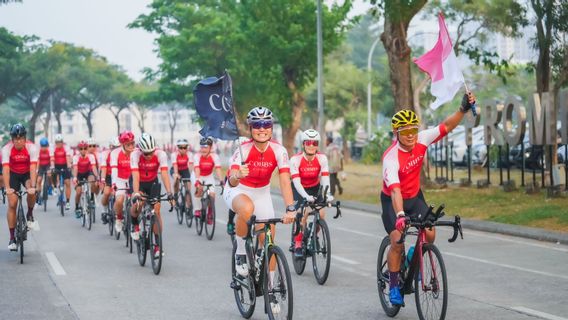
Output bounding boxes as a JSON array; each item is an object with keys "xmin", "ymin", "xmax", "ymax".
[{"xmin": 413, "ymin": 13, "xmax": 464, "ymax": 110}]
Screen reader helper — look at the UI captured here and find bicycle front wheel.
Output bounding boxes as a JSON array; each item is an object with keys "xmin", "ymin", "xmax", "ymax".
[
  {"xmin": 414, "ymin": 244, "xmax": 448, "ymax": 320},
  {"xmin": 377, "ymin": 235, "xmax": 401, "ymax": 317},
  {"xmin": 263, "ymin": 245, "xmax": 293, "ymax": 320},
  {"xmin": 86, "ymin": 206, "xmax": 92, "ymax": 230},
  {"xmin": 137, "ymin": 214, "xmax": 148, "ymax": 267},
  {"xmin": 312, "ymin": 219, "xmax": 331, "ymax": 285},
  {"xmin": 231, "ymin": 240, "xmax": 256, "ymax": 318},
  {"xmin": 185, "ymin": 203, "xmax": 193, "ymax": 228},
  {"xmin": 205, "ymin": 197, "xmax": 216, "ymax": 240},
  {"xmin": 290, "ymin": 221, "xmax": 306, "ymax": 275},
  {"xmin": 150, "ymin": 215, "xmax": 163, "ymax": 275},
  {"xmin": 195, "ymin": 202, "xmax": 205, "ymax": 236},
  {"xmin": 176, "ymin": 192, "xmax": 184, "ymax": 225},
  {"xmin": 17, "ymin": 208, "xmax": 26, "ymax": 264}
]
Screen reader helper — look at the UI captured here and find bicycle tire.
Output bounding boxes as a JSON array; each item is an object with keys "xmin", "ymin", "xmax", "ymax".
[
  {"xmin": 377, "ymin": 235, "xmax": 402, "ymax": 317},
  {"xmin": 42, "ymin": 174, "xmax": 48, "ymax": 212},
  {"xmin": 185, "ymin": 203, "xmax": 193, "ymax": 228},
  {"xmin": 150, "ymin": 215, "xmax": 163, "ymax": 275},
  {"xmin": 290, "ymin": 221, "xmax": 306, "ymax": 275},
  {"xmin": 312, "ymin": 219, "xmax": 331, "ymax": 285},
  {"xmin": 263, "ymin": 245, "xmax": 293, "ymax": 320},
  {"xmin": 176, "ymin": 192, "xmax": 184, "ymax": 225},
  {"xmin": 87, "ymin": 200, "xmax": 94, "ymax": 231},
  {"xmin": 205, "ymin": 197, "xmax": 216, "ymax": 240},
  {"xmin": 414, "ymin": 244, "xmax": 448, "ymax": 320},
  {"xmin": 17, "ymin": 203, "xmax": 25, "ymax": 264},
  {"xmin": 231, "ymin": 240, "xmax": 256, "ymax": 318},
  {"xmin": 108, "ymin": 197, "xmax": 115, "ymax": 236},
  {"xmin": 59, "ymin": 192, "xmax": 65, "ymax": 216},
  {"xmin": 137, "ymin": 212, "xmax": 148, "ymax": 267},
  {"xmin": 196, "ymin": 201, "xmax": 205, "ymax": 236}
]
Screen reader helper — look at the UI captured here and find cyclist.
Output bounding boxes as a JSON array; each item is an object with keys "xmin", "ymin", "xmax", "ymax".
[
  {"xmin": 171, "ymin": 138, "xmax": 193, "ymax": 212},
  {"xmin": 223, "ymin": 106, "xmax": 296, "ymax": 281},
  {"xmin": 381, "ymin": 92, "xmax": 476, "ymax": 306},
  {"xmin": 100, "ymin": 137, "xmax": 120, "ymax": 224},
  {"xmin": 290, "ymin": 129, "xmax": 333, "ymax": 257},
  {"xmin": 2, "ymin": 124, "xmax": 39, "ymax": 250},
  {"xmin": 72, "ymin": 140, "xmax": 98, "ymax": 218},
  {"xmin": 87, "ymin": 137, "xmax": 101, "ymax": 195},
  {"xmin": 110, "ymin": 131, "xmax": 136, "ymax": 234},
  {"xmin": 51, "ymin": 134, "xmax": 73, "ymax": 211},
  {"xmin": 192, "ymin": 137, "xmax": 222, "ymax": 223},
  {"xmin": 130, "ymin": 133, "xmax": 174, "ymax": 258},
  {"xmin": 36, "ymin": 137, "xmax": 53, "ymax": 206}
]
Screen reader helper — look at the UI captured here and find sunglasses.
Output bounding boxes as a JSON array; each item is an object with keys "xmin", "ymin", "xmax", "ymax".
[
  {"xmin": 304, "ymin": 140, "xmax": 319, "ymax": 147},
  {"xmin": 143, "ymin": 151, "xmax": 154, "ymax": 156},
  {"xmin": 250, "ymin": 120, "xmax": 273, "ymax": 130},
  {"xmin": 178, "ymin": 146, "xmax": 188, "ymax": 150},
  {"xmin": 79, "ymin": 147, "xmax": 87, "ymax": 151},
  {"xmin": 89, "ymin": 144, "xmax": 97, "ymax": 148},
  {"xmin": 398, "ymin": 127, "xmax": 419, "ymax": 136}
]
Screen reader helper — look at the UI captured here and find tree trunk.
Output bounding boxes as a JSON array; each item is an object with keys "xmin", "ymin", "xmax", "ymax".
[
  {"xmin": 114, "ymin": 114, "xmax": 121, "ymax": 135},
  {"xmin": 55, "ymin": 111, "xmax": 62, "ymax": 134},
  {"xmin": 81, "ymin": 109, "xmax": 94, "ymax": 138},
  {"xmin": 282, "ymin": 79, "xmax": 305, "ymax": 156}
]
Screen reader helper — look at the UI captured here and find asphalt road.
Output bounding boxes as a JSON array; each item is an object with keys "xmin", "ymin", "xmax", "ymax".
[{"xmin": 1, "ymin": 191, "xmax": 567, "ymax": 320}]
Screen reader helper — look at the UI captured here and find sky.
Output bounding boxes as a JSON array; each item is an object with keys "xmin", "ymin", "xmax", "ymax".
[{"xmin": 0, "ymin": 0, "xmax": 433, "ymax": 82}]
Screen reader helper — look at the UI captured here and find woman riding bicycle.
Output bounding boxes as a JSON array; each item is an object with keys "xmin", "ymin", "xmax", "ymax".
[
  {"xmin": 381, "ymin": 92, "xmax": 476, "ymax": 306},
  {"xmin": 223, "ymin": 106, "xmax": 296, "ymax": 278},
  {"xmin": 100, "ymin": 136, "xmax": 120, "ymax": 224},
  {"xmin": 192, "ymin": 137, "xmax": 222, "ymax": 220},
  {"xmin": 171, "ymin": 138, "xmax": 194, "ymax": 212},
  {"xmin": 72, "ymin": 140, "xmax": 98, "ymax": 218},
  {"xmin": 36, "ymin": 137, "xmax": 53, "ymax": 206},
  {"xmin": 290, "ymin": 129, "xmax": 333, "ymax": 257}
]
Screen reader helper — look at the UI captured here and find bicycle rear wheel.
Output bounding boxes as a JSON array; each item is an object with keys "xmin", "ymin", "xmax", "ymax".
[
  {"xmin": 231, "ymin": 240, "xmax": 256, "ymax": 318},
  {"xmin": 17, "ymin": 206, "xmax": 26, "ymax": 264},
  {"xmin": 377, "ymin": 235, "xmax": 402, "ymax": 317},
  {"xmin": 312, "ymin": 219, "xmax": 331, "ymax": 285},
  {"xmin": 205, "ymin": 197, "xmax": 216, "ymax": 240},
  {"xmin": 185, "ymin": 203, "xmax": 193, "ymax": 228},
  {"xmin": 175, "ymin": 192, "xmax": 184, "ymax": 225},
  {"xmin": 290, "ymin": 221, "xmax": 306, "ymax": 275},
  {"xmin": 263, "ymin": 246, "xmax": 293, "ymax": 320},
  {"xmin": 42, "ymin": 175, "xmax": 48, "ymax": 212},
  {"xmin": 414, "ymin": 244, "xmax": 448, "ymax": 320},
  {"xmin": 195, "ymin": 201, "xmax": 205, "ymax": 236},
  {"xmin": 137, "ymin": 213, "xmax": 148, "ymax": 267},
  {"xmin": 150, "ymin": 215, "xmax": 163, "ymax": 275},
  {"xmin": 86, "ymin": 205, "xmax": 92, "ymax": 230}
]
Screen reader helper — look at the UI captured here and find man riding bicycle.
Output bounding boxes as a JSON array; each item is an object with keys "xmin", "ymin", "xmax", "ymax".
[
  {"xmin": 72, "ymin": 140, "xmax": 98, "ymax": 218},
  {"xmin": 290, "ymin": 129, "xmax": 333, "ymax": 257},
  {"xmin": 2, "ymin": 124, "xmax": 39, "ymax": 250},
  {"xmin": 171, "ymin": 138, "xmax": 193, "ymax": 214},
  {"xmin": 381, "ymin": 92, "xmax": 476, "ymax": 306},
  {"xmin": 51, "ymin": 134, "xmax": 73, "ymax": 211},
  {"xmin": 36, "ymin": 137, "xmax": 53, "ymax": 205},
  {"xmin": 100, "ymin": 136, "xmax": 120, "ymax": 224},
  {"xmin": 110, "ymin": 131, "xmax": 136, "ymax": 234},
  {"xmin": 192, "ymin": 137, "xmax": 222, "ymax": 222},
  {"xmin": 130, "ymin": 133, "xmax": 174, "ymax": 258},
  {"xmin": 223, "ymin": 106, "xmax": 296, "ymax": 281},
  {"xmin": 87, "ymin": 137, "xmax": 101, "ymax": 195}
]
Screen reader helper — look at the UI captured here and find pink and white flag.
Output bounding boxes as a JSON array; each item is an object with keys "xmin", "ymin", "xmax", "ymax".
[{"xmin": 413, "ymin": 13, "xmax": 464, "ymax": 110}]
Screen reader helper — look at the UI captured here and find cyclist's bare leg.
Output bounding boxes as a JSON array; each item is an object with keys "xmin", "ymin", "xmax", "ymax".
[
  {"xmin": 25, "ymin": 180, "xmax": 36, "ymax": 213},
  {"xmin": 101, "ymin": 186, "xmax": 111, "ymax": 207},
  {"xmin": 114, "ymin": 195, "xmax": 125, "ymax": 220},
  {"xmin": 173, "ymin": 178, "xmax": 180, "ymax": 195},
  {"xmin": 37, "ymin": 175, "xmax": 43, "ymax": 195},
  {"xmin": 64, "ymin": 179, "xmax": 71, "ymax": 202},
  {"xmin": 387, "ymin": 230, "xmax": 404, "ymax": 272},
  {"xmin": 6, "ymin": 193, "xmax": 17, "ymax": 228},
  {"xmin": 153, "ymin": 202, "xmax": 162, "ymax": 235},
  {"xmin": 88, "ymin": 175, "xmax": 97, "ymax": 198},
  {"xmin": 131, "ymin": 198, "xmax": 143, "ymax": 219},
  {"xmin": 233, "ymin": 194, "xmax": 254, "ymax": 238},
  {"xmin": 74, "ymin": 186, "xmax": 82, "ymax": 208},
  {"xmin": 184, "ymin": 181, "xmax": 192, "ymax": 207}
]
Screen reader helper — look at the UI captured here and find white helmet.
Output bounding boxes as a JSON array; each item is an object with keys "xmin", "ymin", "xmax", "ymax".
[
  {"xmin": 176, "ymin": 138, "xmax": 189, "ymax": 146},
  {"xmin": 137, "ymin": 133, "xmax": 156, "ymax": 153},
  {"xmin": 54, "ymin": 134, "xmax": 64, "ymax": 142},
  {"xmin": 247, "ymin": 106, "xmax": 273, "ymax": 123},
  {"xmin": 86, "ymin": 137, "xmax": 96, "ymax": 146},
  {"xmin": 300, "ymin": 129, "xmax": 321, "ymax": 144},
  {"xmin": 109, "ymin": 136, "xmax": 120, "ymax": 148}
]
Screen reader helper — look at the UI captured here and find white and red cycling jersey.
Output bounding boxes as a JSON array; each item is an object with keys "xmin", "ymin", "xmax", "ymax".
[
  {"xmin": 110, "ymin": 148, "xmax": 132, "ymax": 182},
  {"xmin": 382, "ymin": 124, "xmax": 447, "ymax": 199},
  {"xmin": 51, "ymin": 144, "xmax": 72, "ymax": 166},
  {"xmin": 229, "ymin": 139, "xmax": 290, "ymax": 188},
  {"xmin": 131, "ymin": 149, "xmax": 168, "ymax": 182},
  {"xmin": 99, "ymin": 149, "xmax": 111, "ymax": 171},
  {"xmin": 73, "ymin": 153, "xmax": 96, "ymax": 174},
  {"xmin": 289, "ymin": 152, "xmax": 329, "ymax": 188},
  {"xmin": 1, "ymin": 141, "xmax": 38, "ymax": 174},
  {"xmin": 38, "ymin": 147, "xmax": 52, "ymax": 166},
  {"xmin": 171, "ymin": 151, "xmax": 192, "ymax": 171},
  {"xmin": 89, "ymin": 151, "xmax": 99, "ymax": 169},
  {"xmin": 193, "ymin": 153, "xmax": 221, "ymax": 177}
]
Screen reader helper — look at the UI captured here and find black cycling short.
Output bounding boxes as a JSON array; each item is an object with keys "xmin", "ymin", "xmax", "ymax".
[
  {"xmin": 105, "ymin": 175, "xmax": 112, "ymax": 187},
  {"xmin": 381, "ymin": 190, "xmax": 429, "ymax": 235},
  {"xmin": 292, "ymin": 183, "xmax": 320, "ymax": 202},
  {"xmin": 139, "ymin": 179, "xmax": 161, "ymax": 199},
  {"xmin": 76, "ymin": 171, "xmax": 93, "ymax": 183},
  {"xmin": 38, "ymin": 165, "xmax": 50, "ymax": 176},
  {"xmin": 53, "ymin": 164, "xmax": 71, "ymax": 180},
  {"xmin": 9, "ymin": 171, "xmax": 30, "ymax": 191},
  {"xmin": 179, "ymin": 169, "xmax": 191, "ymax": 180}
]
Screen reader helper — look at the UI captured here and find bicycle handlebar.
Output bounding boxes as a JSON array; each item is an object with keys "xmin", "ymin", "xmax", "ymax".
[
  {"xmin": 396, "ymin": 204, "xmax": 464, "ymax": 244},
  {"xmin": 133, "ymin": 193, "xmax": 174, "ymax": 212}
]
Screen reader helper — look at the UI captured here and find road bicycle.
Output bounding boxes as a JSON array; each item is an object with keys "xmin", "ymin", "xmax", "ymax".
[
  {"xmin": 195, "ymin": 183, "xmax": 221, "ymax": 240},
  {"xmin": 12, "ymin": 190, "xmax": 28, "ymax": 264},
  {"xmin": 230, "ymin": 215, "xmax": 296, "ymax": 320},
  {"xmin": 77, "ymin": 179, "xmax": 96, "ymax": 231},
  {"xmin": 39, "ymin": 170, "xmax": 49, "ymax": 212},
  {"xmin": 134, "ymin": 192, "xmax": 173, "ymax": 275},
  {"xmin": 289, "ymin": 187, "xmax": 341, "ymax": 285},
  {"xmin": 105, "ymin": 193, "xmax": 116, "ymax": 237},
  {"xmin": 53, "ymin": 168, "xmax": 67, "ymax": 216},
  {"xmin": 377, "ymin": 204, "xmax": 463, "ymax": 320},
  {"xmin": 174, "ymin": 177, "xmax": 193, "ymax": 227}
]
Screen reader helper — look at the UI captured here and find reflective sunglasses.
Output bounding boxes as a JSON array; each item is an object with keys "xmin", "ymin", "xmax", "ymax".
[
  {"xmin": 178, "ymin": 146, "xmax": 188, "ymax": 150},
  {"xmin": 143, "ymin": 151, "xmax": 154, "ymax": 156},
  {"xmin": 304, "ymin": 140, "xmax": 319, "ymax": 147},
  {"xmin": 398, "ymin": 127, "xmax": 419, "ymax": 136},
  {"xmin": 250, "ymin": 120, "xmax": 273, "ymax": 130}
]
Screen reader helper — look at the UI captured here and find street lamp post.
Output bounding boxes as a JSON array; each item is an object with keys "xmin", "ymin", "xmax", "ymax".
[{"xmin": 367, "ymin": 36, "xmax": 381, "ymax": 140}]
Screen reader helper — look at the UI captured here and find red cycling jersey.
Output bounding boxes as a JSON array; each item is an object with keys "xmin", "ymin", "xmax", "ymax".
[
  {"xmin": 194, "ymin": 153, "xmax": 221, "ymax": 177},
  {"xmin": 1, "ymin": 141, "xmax": 39, "ymax": 174},
  {"xmin": 171, "ymin": 151, "xmax": 192, "ymax": 171},
  {"xmin": 73, "ymin": 154, "xmax": 96, "ymax": 174},
  {"xmin": 130, "ymin": 149, "xmax": 168, "ymax": 182},
  {"xmin": 38, "ymin": 147, "xmax": 52, "ymax": 166},
  {"xmin": 51, "ymin": 145, "xmax": 72, "ymax": 166},
  {"xmin": 382, "ymin": 124, "xmax": 447, "ymax": 199},
  {"xmin": 110, "ymin": 148, "xmax": 132, "ymax": 181},
  {"xmin": 289, "ymin": 153, "xmax": 329, "ymax": 188},
  {"xmin": 229, "ymin": 140, "xmax": 290, "ymax": 188}
]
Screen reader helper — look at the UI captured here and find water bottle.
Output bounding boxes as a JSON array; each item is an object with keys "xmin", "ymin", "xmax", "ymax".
[{"xmin": 405, "ymin": 246, "xmax": 415, "ymax": 269}]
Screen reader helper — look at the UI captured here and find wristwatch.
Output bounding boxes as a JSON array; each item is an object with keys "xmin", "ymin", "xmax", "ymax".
[{"xmin": 286, "ymin": 205, "xmax": 296, "ymax": 213}]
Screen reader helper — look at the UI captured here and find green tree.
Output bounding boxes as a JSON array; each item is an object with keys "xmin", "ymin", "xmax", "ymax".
[{"xmin": 0, "ymin": 27, "xmax": 24, "ymax": 105}]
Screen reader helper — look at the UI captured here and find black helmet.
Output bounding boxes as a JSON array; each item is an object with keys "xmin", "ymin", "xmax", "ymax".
[
  {"xmin": 10, "ymin": 123, "xmax": 27, "ymax": 138},
  {"xmin": 199, "ymin": 137, "xmax": 213, "ymax": 146}
]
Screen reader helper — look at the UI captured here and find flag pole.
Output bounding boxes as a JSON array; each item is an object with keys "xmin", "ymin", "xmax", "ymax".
[
  {"xmin": 225, "ymin": 70, "xmax": 246, "ymax": 165},
  {"xmin": 462, "ymin": 80, "xmax": 477, "ymax": 116}
]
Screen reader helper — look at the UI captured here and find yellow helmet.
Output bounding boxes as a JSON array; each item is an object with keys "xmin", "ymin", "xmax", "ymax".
[{"xmin": 391, "ymin": 109, "xmax": 419, "ymax": 129}]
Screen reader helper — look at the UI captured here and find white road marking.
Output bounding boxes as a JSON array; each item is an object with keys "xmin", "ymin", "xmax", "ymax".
[
  {"xmin": 331, "ymin": 255, "xmax": 360, "ymax": 265},
  {"xmin": 332, "ymin": 263, "xmax": 371, "ymax": 278},
  {"xmin": 511, "ymin": 306, "xmax": 568, "ymax": 320},
  {"xmin": 45, "ymin": 252, "xmax": 66, "ymax": 276},
  {"xmin": 445, "ymin": 252, "xmax": 568, "ymax": 281},
  {"xmin": 332, "ymin": 226, "xmax": 376, "ymax": 238},
  {"xmin": 462, "ymin": 229, "xmax": 568, "ymax": 253}
]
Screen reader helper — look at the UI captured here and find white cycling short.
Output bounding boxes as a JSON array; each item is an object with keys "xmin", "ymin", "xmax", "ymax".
[
  {"xmin": 222, "ymin": 182, "xmax": 274, "ymax": 220},
  {"xmin": 114, "ymin": 177, "xmax": 130, "ymax": 197}
]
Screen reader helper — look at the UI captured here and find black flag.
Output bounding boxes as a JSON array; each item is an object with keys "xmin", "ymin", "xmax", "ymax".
[{"xmin": 193, "ymin": 71, "xmax": 239, "ymax": 140}]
